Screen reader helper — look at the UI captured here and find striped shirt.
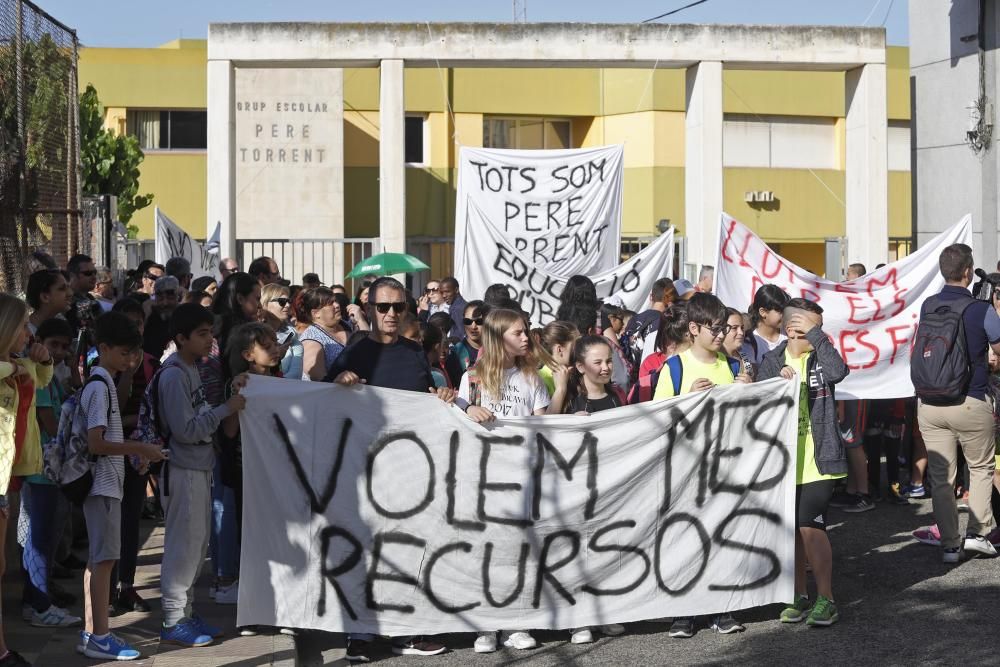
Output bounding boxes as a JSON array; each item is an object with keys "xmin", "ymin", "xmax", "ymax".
[{"xmin": 82, "ymin": 367, "xmax": 125, "ymax": 500}]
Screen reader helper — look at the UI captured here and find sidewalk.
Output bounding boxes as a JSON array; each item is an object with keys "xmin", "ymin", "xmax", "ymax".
[{"xmin": 5, "ymin": 519, "xmax": 302, "ymax": 667}]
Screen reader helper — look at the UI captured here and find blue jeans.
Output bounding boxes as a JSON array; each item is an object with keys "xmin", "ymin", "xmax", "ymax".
[
  {"xmin": 21, "ymin": 482, "xmax": 65, "ymax": 612},
  {"xmin": 210, "ymin": 460, "xmax": 239, "ymax": 579}
]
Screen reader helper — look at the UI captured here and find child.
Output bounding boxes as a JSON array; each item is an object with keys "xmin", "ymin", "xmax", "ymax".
[
  {"xmin": 22, "ymin": 318, "xmax": 81, "ymax": 628},
  {"xmin": 651, "ymin": 293, "xmax": 748, "ymax": 638},
  {"xmin": 741, "ymin": 284, "xmax": 790, "ymax": 367},
  {"xmin": 565, "ymin": 336, "xmax": 626, "ymax": 415},
  {"xmin": 758, "ymin": 298, "xmax": 848, "ymax": 627},
  {"xmin": 722, "ymin": 307, "xmax": 754, "ymax": 379},
  {"xmin": 157, "ymin": 304, "xmax": 246, "ymax": 648},
  {"xmin": 456, "ymin": 309, "xmax": 565, "ymax": 654},
  {"xmin": 535, "ymin": 320, "xmax": 579, "ymax": 405},
  {"xmin": 0, "ymin": 293, "xmax": 54, "ymax": 667},
  {"xmin": 418, "ymin": 323, "xmax": 450, "ymax": 389},
  {"xmin": 79, "ymin": 311, "xmax": 166, "ymax": 660}
]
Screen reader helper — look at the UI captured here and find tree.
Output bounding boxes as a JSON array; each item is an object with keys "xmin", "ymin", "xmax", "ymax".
[{"xmin": 80, "ymin": 84, "xmax": 151, "ymax": 236}]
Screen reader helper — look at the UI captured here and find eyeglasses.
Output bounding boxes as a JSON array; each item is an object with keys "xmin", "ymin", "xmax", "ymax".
[
  {"xmin": 373, "ymin": 302, "xmax": 406, "ymax": 314},
  {"xmin": 78, "ymin": 270, "xmax": 96, "ymax": 277},
  {"xmin": 697, "ymin": 322, "xmax": 728, "ymax": 338},
  {"xmin": 155, "ymin": 290, "xmax": 177, "ymax": 298},
  {"xmin": 271, "ymin": 297, "xmax": 290, "ymax": 307},
  {"xmin": 463, "ymin": 317, "xmax": 484, "ymax": 326}
]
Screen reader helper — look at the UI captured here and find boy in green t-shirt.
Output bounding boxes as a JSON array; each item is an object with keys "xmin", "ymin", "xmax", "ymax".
[{"xmin": 758, "ymin": 298, "xmax": 849, "ymax": 627}]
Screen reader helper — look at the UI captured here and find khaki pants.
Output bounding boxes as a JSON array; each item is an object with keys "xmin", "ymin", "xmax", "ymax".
[{"xmin": 917, "ymin": 397, "xmax": 998, "ymax": 549}]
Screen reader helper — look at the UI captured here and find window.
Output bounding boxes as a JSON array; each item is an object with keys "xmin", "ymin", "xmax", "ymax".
[
  {"xmin": 405, "ymin": 115, "xmax": 427, "ymax": 165},
  {"xmin": 127, "ymin": 110, "xmax": 207, "ymax": 150},
  {"xmin": 723, "ymin": 114, "xmax": 835, "ymax": 169},
  {"xmin": 483, "ymin": 117, "xmax": 571, "ymax": 149}
]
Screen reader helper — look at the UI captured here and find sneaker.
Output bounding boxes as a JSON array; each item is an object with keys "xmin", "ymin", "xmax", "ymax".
[
  {"xmin": 842, "ymin": 494, "xmax": 875, "ymax": 513},
  {"xmin": 942, "ymin": 546, "xmax": 962, "ymax": 564},
  {"xmin": 83, "ymin": 632, "xmax": 141, "ymax": 660},
  {"xmin": 600, "ymin": 623, "xmax": 626, "ymax": 636},
  {"xmin": 345, "ymin": 638, "xmax": 371, "ymax": 662},
  {"xmin": 964, "ymin": 533, "xmax": 999, "ymax": 558},
  {"xmin": 77, "ymin": 630, "xmax": 91, "ymax": 654},
  {"xmin": 0, "ymin": 651, "xmax": 31, "ymax": 667},
  {"xmin": 239, "ymin": 626, "xmax": 260, "ymax": 637},
  {"xmin": 113, "ymin": 587, "xmax": 151, "ymax": 614},
  {"xmin": 160, "ymin": 619, "xmax": 214, "ymax": 647},
  {"xmin": 191, "ymin": 613, "xmax": 224, "ymax": 638},
  {"xmin": 901, "ymin": 483, "xmax": 926, "ymax": 498},
  {"xmin": 806, "ymin": 595, "xmax": 839, "ymax": 627},
  {"xmin": 569, "ymin": 628, "xmax": 593, "ymax": 644},
  {"xmin": 888, "ymin": 483, "xmax": 910, "ymax": 505},
  {"xmin": 913, "ymin": 524, "xmax": 941, "ymax": 546},
  {"xmin": 391, "ymin": 636, "xmax": 446, "ymax": 656},
  {"xmin": 215, "ymin": 580, "xmax": 239, "ymax": 605},
  {"xmin": 279, "ymin": 628, "xmax": 298, "ymax": 636},
  {"xmin": 668, "ymin": 617, "xmax": 695, "ymax": 638},
  {"xmin": 501, "ymin": 631, "xmax": 538, "ymax": 650},
  {"xmin": 29, "ymin": 605, "xmax": 82, "ymax": 628},
  {"xmin": 474, "ymin": 631, "xmax": 497, "ymax": 653},
  {"xmin": 780, "ymin": 595, "xmax": 812, "ymax": 623},
  {"xmin": 710, "ymin": 613, "xmax": 744, "ymax": 634}
]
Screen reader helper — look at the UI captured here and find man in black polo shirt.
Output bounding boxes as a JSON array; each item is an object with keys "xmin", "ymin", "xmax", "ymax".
[
  {"xmin": 324, "ymin": 276, "xmax": 453, "ymax": 661},
  {"xmin": 917, "ymin": 244, "xmax": 1000, "ymax": 563}
]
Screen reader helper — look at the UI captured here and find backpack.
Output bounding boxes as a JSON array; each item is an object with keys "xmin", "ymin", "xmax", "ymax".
[
  {"xmin": 620, "ymin": 311, "xmax": 661, "ymax": 385},
  {"xmin": 628, "ymin": 352, "xmax": 666, "ymax": 404},
  {"xmin": 42, "ymin": 374, "xmax": 112, "ymax": 504},
  {"xmin": 130, "ymin": 360, "xmax": 179, "ymax": 464},
  {"xmin": 911, "ymin": 294, "xmax": 975, "ymax": 406}
]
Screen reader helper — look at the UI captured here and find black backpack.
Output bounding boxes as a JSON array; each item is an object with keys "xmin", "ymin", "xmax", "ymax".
[{"xmin": 911, "ymin": 294, "xmax": 975, "ymax": 406}]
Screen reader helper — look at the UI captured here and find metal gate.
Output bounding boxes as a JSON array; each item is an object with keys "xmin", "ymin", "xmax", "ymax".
[{"xmin": 236, "ymin": 238, "xmax": 381, "ymax": 294}]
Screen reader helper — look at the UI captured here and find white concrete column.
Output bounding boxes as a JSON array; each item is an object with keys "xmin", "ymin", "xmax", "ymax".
[
  {"xmin": 846, "ymin": 63, "xmax": 888, "ymax": 269},
  {"xmin": 207, "ymin": 60, "xmax": 236, "ymax": 261},
  {"xmin": 379, "ymin": 59, "xmax": 406, "ymax": 254},
  {"xmin": 684, "ymin": 61, "xmax": 724, "ymax": 273}
]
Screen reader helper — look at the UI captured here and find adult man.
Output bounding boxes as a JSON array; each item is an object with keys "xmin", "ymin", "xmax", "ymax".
[
  {"xmin": 695, "ymin": 265, "xmax": 714, "ymax": 293},
  {"xmin": 324, "ymin": 276, "xmax": 453, "ymax": 662},
  {"xmin": 219, "ymin": 258, "xmax": 239, "ymax": 280},
  {"xmin": 65, "ymin": 254, "xmax": 105, "ymax": 338},
  {"xmin": 165, "ymin": 257, "xmax": 193, "ymax": 291},
  {"xmin": 136, "ymin": 262, "xmax": 164, "ymax": 298},
  {"xmin": 438, "ymin": 277, "xmax": 467, "ymax": 339},
  {"xmin": 846, "ymin": 263, "xmax": 867, "ymax": 281},
  {"xmin": 915, "ymin": 244, "xmax": 1000, "ymax": 562},
  {"xmin": 623, "ymin": 277, "xmax": 675, "ymax": 370},
  {"xmin": 248, "ymin": 256, "xmax": 283, "ymax": 286},
  {"xmin": 143, "ymin": 276, "xmax": 181, "ymax": 360}
]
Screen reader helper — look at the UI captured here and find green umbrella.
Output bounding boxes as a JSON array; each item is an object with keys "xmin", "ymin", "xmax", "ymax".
[{"xmin": 345, "ymin": 252, "xmax": 430, "ymax": 279}]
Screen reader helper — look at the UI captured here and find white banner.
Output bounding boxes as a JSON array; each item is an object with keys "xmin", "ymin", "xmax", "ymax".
[
  {"xmin": 715, "ymin": 213, "xmax": 973, "ymax": 399},
  {"xmin": 455, "ymin": 145, "xmax": 624, "ymax": 284},
  {"xmin": 154, "ymin": 207, "xmax": 220, "ymax": 280},
  {"xmin": 237, "ymin": 375, "xmax": 797, "ymax": 635},
  {"xmin": 465, "ymin": 201, "xmax": 674, "ymax": 325}
]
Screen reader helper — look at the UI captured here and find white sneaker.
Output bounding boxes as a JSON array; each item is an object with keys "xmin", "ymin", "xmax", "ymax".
[
  {"xmin": 600, "ymin": 623, "xmax": 626, "ymax": 636},
  {"xmin": 569, "ymin": 628, "xmax": 593, "ymax": 644},
  {"xmin": 474, "ymin": 631, "xmax": 497, "ymax": 653},
  {"xmin": 942, "ymin": 546, "xmax": 961, "ymax": 564},
  {"xmin": 30, "ymin": 605, "xmax": 83, "ymax": 628},
  {"xmin": 964, "ymin": 534, "xmax": 999, "ymax": 558},
  {"xmin": 501, "ymin": 631, "xmax": 537, "ymax": 650},
  {"xmin": 215, "ymin": 580, "xmax": 239, "ymax": 605}
]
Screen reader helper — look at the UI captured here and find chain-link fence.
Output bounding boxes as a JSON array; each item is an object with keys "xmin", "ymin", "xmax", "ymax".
[{"xmin": 0, "ymin": 0, "xmax": 79, "ymax": 293}]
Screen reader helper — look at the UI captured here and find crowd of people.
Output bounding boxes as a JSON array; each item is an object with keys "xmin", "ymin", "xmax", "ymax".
[{"xmin": 0, "ymin": 243, "xmax": 997, "ymax": 665}]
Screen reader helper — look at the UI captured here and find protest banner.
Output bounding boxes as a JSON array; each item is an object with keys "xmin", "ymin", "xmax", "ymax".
[
  {"xmin": 715, "ymin": 213, "xmax": 973, "ymax": 399},
  {"xmin": 237, "ymin": 375, "xmax": 797, "ymax": 634},
  {"xmin": 464, "ymin": 200, "xmax": 674, "ymax": 325},
  {"xmin": 154, "ymin": 207, "xmax": 220, "ymax": 279},
  {"xmin": 454, "ymin": 145, "xmax": 624, "ymax": 282}
]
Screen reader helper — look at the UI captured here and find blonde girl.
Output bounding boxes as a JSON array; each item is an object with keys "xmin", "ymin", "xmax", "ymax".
[
  {"xmin": 0, "ymin": 293, "xmax": 53, "ymax": 665},
  {"xmin": 534, "ymin": 320, "xmax": 579, "ymax": 410}
]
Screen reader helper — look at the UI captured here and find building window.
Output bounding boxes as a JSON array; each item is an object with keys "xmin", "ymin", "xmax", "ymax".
[
  {"xmin": 127, "ymin": 110, "xmax": 207, "ymax": 150},
  {"xmin": 405, "ymin": 115, "xmax": 427, "ymax": 165},
  {"xmin": 483, "ymin": 117, "xmax": 571, "ymax": 149},
  {"xmin": 723, "ymin": 114, "xmax": 835, "ymax": 169}
]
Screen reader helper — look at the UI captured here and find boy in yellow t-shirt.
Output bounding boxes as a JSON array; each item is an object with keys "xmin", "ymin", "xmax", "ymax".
[
  {"xmin": 652, "ymin": 293, "xmax": 751, "ymax": 639},
  {"xmin": 757, "ymin": 298, "xmax": 849, "ymax": 628}
]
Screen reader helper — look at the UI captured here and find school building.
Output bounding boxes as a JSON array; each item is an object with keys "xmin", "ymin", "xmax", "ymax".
[{"xmin": 78, "ymin": 24, "xmax": 912, "ymax": 282}]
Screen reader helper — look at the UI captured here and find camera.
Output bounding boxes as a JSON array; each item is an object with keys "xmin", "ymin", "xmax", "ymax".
[{"xmin": 972, "ymin": 268, "xmax": 1000, "ymax": 302}]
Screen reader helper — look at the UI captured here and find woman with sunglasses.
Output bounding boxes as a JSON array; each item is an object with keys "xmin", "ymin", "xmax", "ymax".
[
  {"xmin": 261, "ymin": 283, "xmax": 304, "ymax": 381},
  {"xmin": 299, "ymin": 287, "xmax": 349, "ymax": 381},
  {"xmin": 445, "ymin": 300, "xmax": 489, "ymax": 386}
]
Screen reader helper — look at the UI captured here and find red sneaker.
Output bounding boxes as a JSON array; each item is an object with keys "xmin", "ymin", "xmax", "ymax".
[{"xmin": 912, "ymin": 524, "xmax": 941, "ymax": 546}]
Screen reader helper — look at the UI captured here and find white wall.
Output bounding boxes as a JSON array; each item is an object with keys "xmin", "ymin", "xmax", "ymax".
[{"xmin": 723, "ymin": 115, "xmax": 836, "ymax": 169}]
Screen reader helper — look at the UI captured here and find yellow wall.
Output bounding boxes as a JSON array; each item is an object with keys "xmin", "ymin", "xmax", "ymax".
[
  {"xmin": 79, "ymin": 40, "xmax": 206, "ymax": 109},
  {"xmin": 724, "ymin": 168, "xmax": 846, "ymax": 241},
  {"xmin": 131, "ymin": 153, "xmax": 207, "ymax": 239}
]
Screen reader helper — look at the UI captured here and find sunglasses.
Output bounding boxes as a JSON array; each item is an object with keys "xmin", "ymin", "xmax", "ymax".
[
  {"xmin": 425, "ymin": 287, "xmax": 440, "ymax": 293},
  {"xmin": 463, "ymin": 317, "xmax": 484, "ymax": 326},
  {"xmin": 373, "ymin": 302, "xmax": 407, "ymax": 314},
  {"xmin": 78, "ymin": 270, "xmax": 97, "ymax": 277},
  {"xmin": 271, "ymin": 297, "xmax": 290, "ymax": 307},
  {"xmin": 144, "ymin": 272, "xmax": 162, "ymax": 281},
  {"xmin": 697, "ymin": 322, "xmax": 728, "ymax": 338}
]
